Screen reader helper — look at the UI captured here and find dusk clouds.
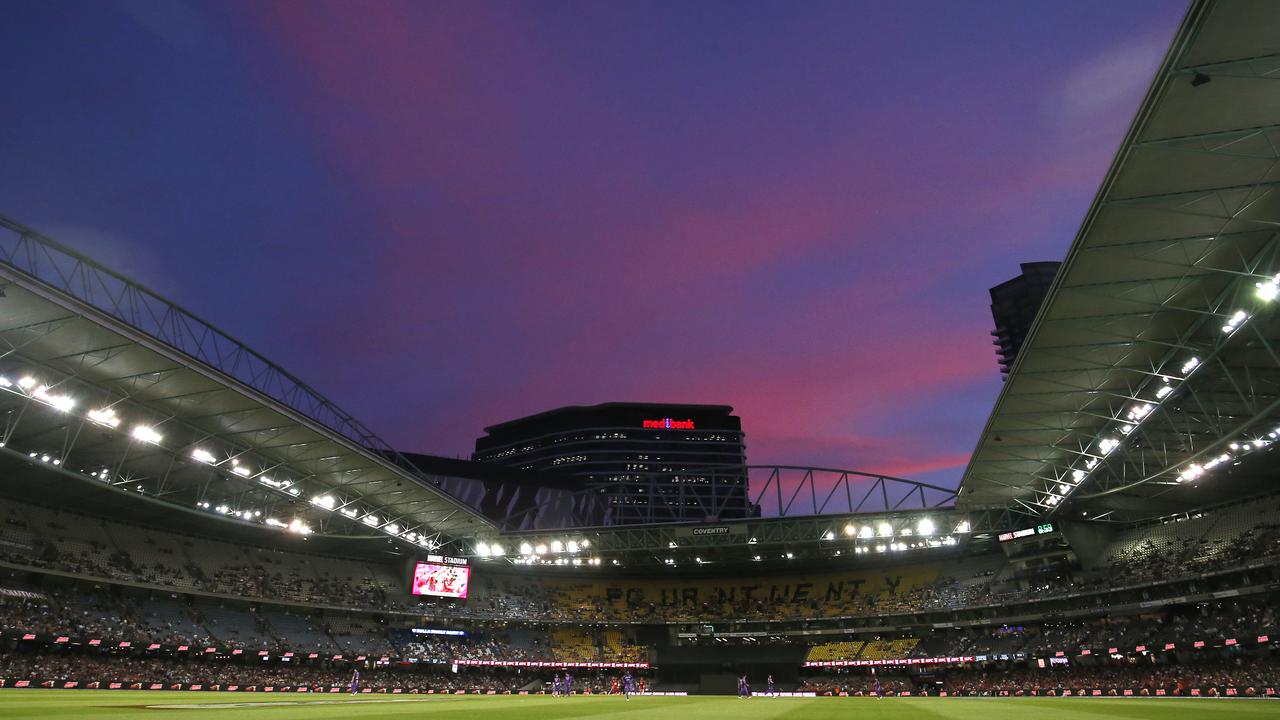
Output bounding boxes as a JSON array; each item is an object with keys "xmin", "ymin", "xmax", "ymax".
[{"xmin": 0, "ymin": 0, "xmax": 1184, "ymax": 493}]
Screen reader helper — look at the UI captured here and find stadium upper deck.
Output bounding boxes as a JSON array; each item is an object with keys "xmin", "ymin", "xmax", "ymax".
[
  {"xmin": 0, "ymin": 216, "xmax": 498, "ymax": 556},
  {"xmin": 961, "ymin": 0, "xmax": 1280, "ymax": 523}
]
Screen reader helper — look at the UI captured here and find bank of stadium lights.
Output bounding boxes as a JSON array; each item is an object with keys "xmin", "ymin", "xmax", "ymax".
[
  {"xmin": 1175, "ymin": 427, "xmax": 1280, "ymax": 484},
  {"xmin": 474, "ymin": 542, "xmax": 506, "ymax": 558},
  {"xmin": 128, "ymin": 425, "xmax": 164, "ymax": 444},
  {"xmin": 190, "ymin": 447, "xmax": 216, "ymax": 464},
  {"xmin": 1257, "ymin": 273, "xmax": 1280, "ymax": 302},
  {"xmin": 286, "ymin": 519, "xmax": 312, "ymax": 536},
  {"xmin": 1222, "ymin": 309, "xmax": 1249, "ymax": 334},
  {"xmin": 362, "ymin": 514, "xmax": 379, "ymax": 527},
  {"xmin": 87, "ymin": 407, "xmax": 121, "ymax": 428},
  {"xmin": 310, "ymin": 494, "xmax": 337, "ymax": 511},
  {"xmin": 28, "ymin": 451, "xmax": 61, "ymax": 466},
  {"xmin": 858, "ymin": 526, "xmax": 874, "ymax": 539},
  {"xmin": 876, "ymin": 522, "xmax": 893, "ymax": 538},
  {"xmin": 917, "ymin": 517, "xmax": 935, "ymax": 536},
  {"xmin": 843, "ymin": 523, "xmax": 856, "ymax": 537}
]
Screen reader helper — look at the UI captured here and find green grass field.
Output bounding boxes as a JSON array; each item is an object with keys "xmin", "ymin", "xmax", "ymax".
[{"xmin": 0, "ymin": 691, "xmax": 1277, "ymax": 720}]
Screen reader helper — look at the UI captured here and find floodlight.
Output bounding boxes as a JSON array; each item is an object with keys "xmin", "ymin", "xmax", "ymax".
[
  {"xmin": 1256, "ymin": 274, "xmax": 1280, "ymax": 301},
  {"xmin": 33, "ymin": 386, "xmax": 75, "ymax": 413},
  {"xmin": 88, "ymin": 408, "xmax": 121, "ymax": 428},
  {"xmin": 190, "ymin": 447, "xmax": 216, "ymax": 463},
  {"xmin": 917, "ymin": 518, "xmax": 935, "ymax": 536},
  {"xmin": 310, "ymin": 495, "xmax": 336, "ymax": 511}
]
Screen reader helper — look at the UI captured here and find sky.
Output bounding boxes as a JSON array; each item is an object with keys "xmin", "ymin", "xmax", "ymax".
[{"xmin": 0, "ymin": 0, "xmax": 1186, "ymax": 490}]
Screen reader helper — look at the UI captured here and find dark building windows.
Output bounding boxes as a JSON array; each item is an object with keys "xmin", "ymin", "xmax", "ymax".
[{"xmin": 473, "ymin": 403, "xmax": 753, "ymax": 525}]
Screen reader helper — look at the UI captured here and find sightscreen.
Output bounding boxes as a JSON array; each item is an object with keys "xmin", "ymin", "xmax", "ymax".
[{"xmin": 410, "ymin": 562, "xmax": 471, "ymax": 598}]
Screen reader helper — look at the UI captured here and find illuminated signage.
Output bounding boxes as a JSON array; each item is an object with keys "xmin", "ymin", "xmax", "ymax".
[
  {"xmin": 997, "ymin": 527, "xmax": 1037, "ymax": 542},
  {"xmin": 1035, "ymin": 523, "xmax": 1055, "ymax": 534},
  {"xmin": 426, "ymin": 554, "xmax": 468, "ymax": 566},
  {"xmin": 642, "ymin": 418, "xmax": 695, "ymax": 430}
]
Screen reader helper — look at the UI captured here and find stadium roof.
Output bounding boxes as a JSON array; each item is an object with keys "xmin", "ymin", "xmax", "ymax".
[
  {"xmin": 0, "ymin": 215, "xmax": 494, "ymax": 552},
  {"xmin": 959, "ymin": 0, "xmax": 1280, "ymax": 521}
]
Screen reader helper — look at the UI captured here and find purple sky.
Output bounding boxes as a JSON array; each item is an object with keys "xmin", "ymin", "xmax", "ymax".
[{"xmin": 0, "ymin": 0, "xmax": 1185, "ymax": 488}]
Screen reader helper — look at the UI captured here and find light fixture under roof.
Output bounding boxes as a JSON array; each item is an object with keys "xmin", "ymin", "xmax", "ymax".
[{"xmin": 133, "ymin": 425, "xmax": 164, "ymax": 445}]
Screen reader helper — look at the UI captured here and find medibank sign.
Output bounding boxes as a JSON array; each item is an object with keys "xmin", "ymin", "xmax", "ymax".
[{"xmin": 642, "ymin": 418, "xmax": 695, "ymax": 430}]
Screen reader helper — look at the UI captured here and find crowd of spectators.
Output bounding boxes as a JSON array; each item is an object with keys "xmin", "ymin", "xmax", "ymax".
[
  {"xmin": 907, "ymin": 597, "xmax": 1279, "ymax": 659},
  {"xmin": 800, "ymin": 659, "xmax": 1280, "ymax": 695},
  {"xmin": 4, "ymin": 496, "xmax": 1280, "ymax": 627},
  {"xmin": 0, "ymin": 650, "xmax": 648, "ymax": 693}
]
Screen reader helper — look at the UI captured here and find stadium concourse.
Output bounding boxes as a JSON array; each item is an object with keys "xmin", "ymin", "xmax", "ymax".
[{"xmin": 3, "ymin": 0, "xmax": 1280, "ymax": 714}]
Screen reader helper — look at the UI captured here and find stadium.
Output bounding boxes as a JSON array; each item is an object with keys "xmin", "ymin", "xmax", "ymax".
[{"xmin": 2, "ymin": 1, "xmax": 1280, "ymax": 719}]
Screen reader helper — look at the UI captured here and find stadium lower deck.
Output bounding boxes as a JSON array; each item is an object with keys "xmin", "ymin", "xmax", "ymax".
[
  {"xmin": 1, "ymin": 691, "xmax": 1278, "ymax": 720},
  {"xmin": 1, "ymin": 489, "xmax": 1279, "ymax": 699}
]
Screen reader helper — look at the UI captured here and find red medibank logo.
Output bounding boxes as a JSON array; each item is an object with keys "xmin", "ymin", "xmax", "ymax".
[{"xmin": 642, "ymin": 418, "xmax": 695, "ymax": 430}]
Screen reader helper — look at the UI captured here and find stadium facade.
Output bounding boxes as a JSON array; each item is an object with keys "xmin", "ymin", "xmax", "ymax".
[{"xmin": 472, "ymin": 403, "xmax": 754, "ymax": 524}]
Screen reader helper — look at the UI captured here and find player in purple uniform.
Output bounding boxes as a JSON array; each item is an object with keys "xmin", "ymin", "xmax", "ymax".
[
  {"xmin": 564, "ymin": 672, "xmax": 573, "ymax": 696},
  {"xmin": 873, "ymin": 675, "xmax": 882, "ymax": 699},
  {"xmin": 738, "ymin": 675, "xmax": 749, "ymax": 699},
  {"xmin": 766, "ymin": 674, "xmax": 775, "ymax": 697},
  {"xmin": 552, "ymin": 673, "xmax": 561, "ymax": 697},
  {"xmin": 349, "ymin": 668, "xmax": 360, "ymax": 695},
  {"xmin": 623, "ymin": 671, "xmax": 634, "ymax": 701}
]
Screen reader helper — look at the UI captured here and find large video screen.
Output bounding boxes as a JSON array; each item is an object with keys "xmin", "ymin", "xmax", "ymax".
[{"xmin": 411, "ymin": 562, "xmax": 471, "ymax": 598}]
